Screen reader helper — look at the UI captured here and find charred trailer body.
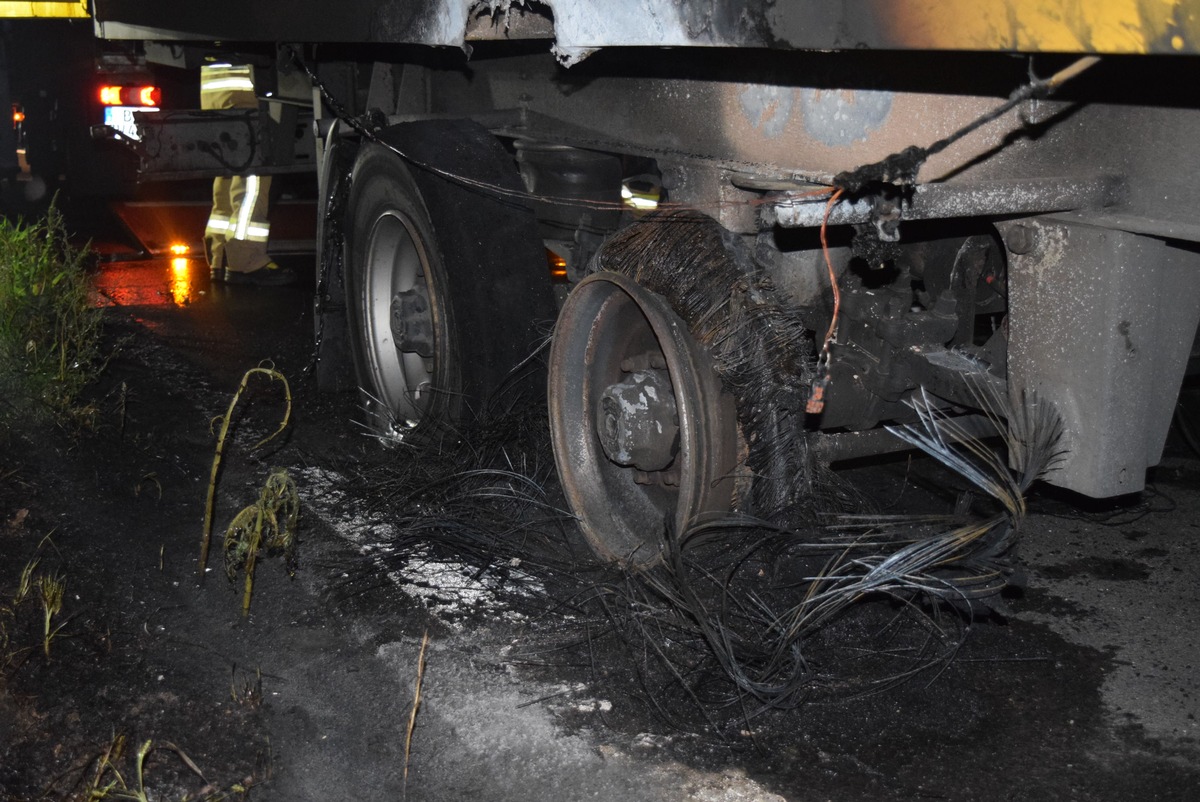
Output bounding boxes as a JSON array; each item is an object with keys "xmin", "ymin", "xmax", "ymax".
[{"xmin": 93, "ymin": 0, "xmax": 1200, "ymax": 564}]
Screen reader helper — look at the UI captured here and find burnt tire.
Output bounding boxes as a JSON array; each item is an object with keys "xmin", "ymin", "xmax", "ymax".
[
  {"xmin": 344, "ymin": 120, "xmax": 556, "ymax": 437},
  {"xmin": 549, "ymin": 211, "xmax": 817, "ymax": 565},
  {"xmin": 549, "ymin": 271, "xmax": 741, "ymax": 567},
  {"xmin": 313, "ymin": 118, "xmax": 358, "ymax": 393}
]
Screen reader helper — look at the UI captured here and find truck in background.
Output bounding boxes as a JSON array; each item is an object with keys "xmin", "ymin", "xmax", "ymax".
[
  {"xmin": 0, "ymin": 9, "xmax": 197, "ymax": 215},
  {"xmin": 90, "ymin": 1, "xmax": 1200, "ymax": 565}
]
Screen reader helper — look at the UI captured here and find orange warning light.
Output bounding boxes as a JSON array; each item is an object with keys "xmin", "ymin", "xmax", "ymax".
[
  {"xmin": 169, "ymin": 243, "xmax": 190, "ymax": 255},
  {"xmin": 548, "ymin": 251, "xmax": 568, "ymax": 281}
]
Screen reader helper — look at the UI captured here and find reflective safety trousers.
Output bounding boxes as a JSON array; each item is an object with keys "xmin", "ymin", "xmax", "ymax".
[
  {"xmin": 201, "ymin": 64, "xmax": 272, "ymax": 273},
  {"xmin": 206, "ymin": 173, "xmax": 273, "ymax": 273}
]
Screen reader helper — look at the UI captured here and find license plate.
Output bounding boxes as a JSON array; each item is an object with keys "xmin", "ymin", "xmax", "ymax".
[{"xmin": 104, "ymin": 106, "xmax": 157, "ymax": 140}]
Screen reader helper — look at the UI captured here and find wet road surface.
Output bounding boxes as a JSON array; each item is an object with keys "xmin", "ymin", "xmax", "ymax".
[{"xmin": 3, "ymin": 238, "xmax": 1198, "ymax": 800}]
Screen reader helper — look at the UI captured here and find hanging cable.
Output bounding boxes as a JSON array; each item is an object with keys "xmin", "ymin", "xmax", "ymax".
[
  {"xmin": 804, "ymin": 188, "xmax": 844, "ymax": 416},
  {"xmin": 833, "ymin": 55, "xmax": 1100, "ymax": 194},
  {"xmin": 282, "ymin": 45, "xmax": 833, "ymax": 218}
]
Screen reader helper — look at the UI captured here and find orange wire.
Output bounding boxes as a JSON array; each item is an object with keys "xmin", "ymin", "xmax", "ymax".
[
  {"xmin": 819, "ymin": 188, "xmax": 845, "ymax": 353},
  {"xmin": 804, "ymin": 188, "xmax": 844, "ymax": 416}
]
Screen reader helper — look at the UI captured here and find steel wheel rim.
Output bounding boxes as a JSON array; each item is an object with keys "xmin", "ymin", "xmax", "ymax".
[
  {"xmin": 361, "ymin": 209, "xmax": 438, "ymax": 429},
  {"xmin": 549, "ymin": 272, "xmax": 738, "ymax": 566}
]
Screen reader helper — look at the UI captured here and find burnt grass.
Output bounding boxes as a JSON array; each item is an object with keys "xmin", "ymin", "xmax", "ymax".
[
  {"xmin": 2, "ymin": 302, "xmax": 1200, "ymax": 800},
  {"xmin": 0, "ymin": 320, "xmax": 282, "ymax": 798}
]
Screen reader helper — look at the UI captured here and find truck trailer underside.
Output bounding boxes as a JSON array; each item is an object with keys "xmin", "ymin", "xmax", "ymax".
[{"xmin": 93, "ymin": 0, "xmax": 1200, "ymax": 565}]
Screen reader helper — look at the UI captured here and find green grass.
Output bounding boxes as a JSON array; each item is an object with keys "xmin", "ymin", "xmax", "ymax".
[{"xmin": 0, "ymin": 203, "xmax": 102, "ymax": 418}]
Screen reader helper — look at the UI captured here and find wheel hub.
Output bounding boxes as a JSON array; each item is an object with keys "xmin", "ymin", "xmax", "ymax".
[
  {"xmin": 548, "ymin": 271, "xmax": 740, "ymax": 566},
  {"xmin": 390, "ymin": 286, "xmax": 434, "ymax": 358},
  {"xmin": 596, "ymin": 366, "xmax": 679, "ymax": 472}
]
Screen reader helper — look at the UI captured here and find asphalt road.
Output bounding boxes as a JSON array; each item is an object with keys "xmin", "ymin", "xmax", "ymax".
[{"xmin": 4, "ymin": 229, "xmax": 1197, "ymax": 800}]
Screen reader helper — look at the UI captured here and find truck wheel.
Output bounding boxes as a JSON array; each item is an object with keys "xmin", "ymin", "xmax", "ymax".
[
  {"xmin": 549, "ymin": 271, "xmax": 740, "ymax": 567},
  {"xmin": 313, "ymin": 119, "xmax": 358, "ymax": 393},
  {"xmin": 345, "ymin": 121, "xmax": 555, "ymax": 438}
]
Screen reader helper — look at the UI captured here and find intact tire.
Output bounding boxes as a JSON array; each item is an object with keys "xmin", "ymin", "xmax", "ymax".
[{"xmin": 344, "ymin": 120, "xmax": 556, "ymax": 437}]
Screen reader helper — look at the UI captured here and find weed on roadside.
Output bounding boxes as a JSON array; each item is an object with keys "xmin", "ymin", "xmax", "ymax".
[
  {"xmin": 223, "ymin": 468, "xmax": 300, "ymax": 616},
  {"xmin": 199, "ymin": 365, "xmax": 292, "ymax": 582},
  {"xmin": 230, "ymin": 666, "xmax": 264, "ymax": 709},
  {"xmin": 83, "ymin": 734, "xmax": 257, "ymax": 802},
  {"xmin": 38, "ymin": 571, "xmax": 67, "ymax": 659},
  {"xmin": 0, "ymin": 203, "xmax": 103, "ymax": 421},
  {"xmin": 2, "ymin": 549, "xmax": 69, "ymax": 670}
]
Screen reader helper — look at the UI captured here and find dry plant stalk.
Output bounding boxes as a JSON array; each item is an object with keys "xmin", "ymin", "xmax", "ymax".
[
  {"xmin": 13, "ymin": 558, "xmax": 38, "ymax": 606},
  {"xmin": 37, "ymin": 573, "xmax": 65, "ymax": 659},
  {"xmin": 199, "ymin": 365, "xmax": 292, "ymax": 583},
  {"xmin": 87, "ymin": 736, "xmax": 152, "ymax": 801},
  {"xmin": 230, "ymin": 665, "xmax": 264, "ymax": 708},
  {"xmin": 223, "ymin": 468, "xmax": 299, "ymax": 616},
  {"xmin": 87, "ymin": 736, "xmax": 208, "ymax": 801},
  {"xmin": 403, "ymin": 631, "xmax": 430, "ymax": 797},
  {"xmin": 88, "ymin": 733, "xmax": 129, "ymax": 799}
]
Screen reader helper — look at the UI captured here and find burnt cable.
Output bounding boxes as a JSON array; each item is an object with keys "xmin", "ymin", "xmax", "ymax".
[
  {"xmin": 805, "ymin": 188, "xmax": 844, "ymax": 415},
  {"xmin": 833, "ymin": 55, "xmax": 1100, "ymax": 194}
]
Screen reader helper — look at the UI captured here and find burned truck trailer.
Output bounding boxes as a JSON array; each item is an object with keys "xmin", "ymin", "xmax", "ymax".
[{"xmin": 93, "ymin": 1, "xmax": 1200, "ymax": 565}]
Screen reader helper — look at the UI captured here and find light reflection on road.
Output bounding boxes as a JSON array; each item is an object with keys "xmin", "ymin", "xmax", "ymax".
[
  {"xmin": 91, "ymin": 251, "xmax": 313, "ymax": 389},
  {"xmin": 170, "ymin": 257, "xmax": 193, "ymax": 306},
  {"xmin": 94, "ymin": 255, "xmax": 209, "ymax": 309}
]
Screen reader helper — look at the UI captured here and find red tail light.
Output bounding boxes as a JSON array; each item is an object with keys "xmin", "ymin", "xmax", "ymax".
[{"xmin": 99, "ymin": 85, "xmax": 161, "ymax": 107}]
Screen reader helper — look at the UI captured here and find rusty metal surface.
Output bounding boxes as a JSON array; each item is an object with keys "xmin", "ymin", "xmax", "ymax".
[
  {"xmin": 428, "ymin": 52, "xmax": 1193, "ymax": 230},
  {"xmin": 431, "ymin": 52, "xmax": 1043, "ymax": 186},
  {"xmin": 765, "ymin": 176, "xmax": 1124, "ymax": 229},
  {"xmin": 421, "ymin": 50, "xmax": 1198, "ymax": 242},
  {"xmin": 93, "ymin": 0, "xmax": 1199, "ymax": 60}
]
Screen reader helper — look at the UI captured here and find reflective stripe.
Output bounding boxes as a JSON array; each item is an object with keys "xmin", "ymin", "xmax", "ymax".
[
  {"xmin": 202, "ymin": 65, "xmax": 251, "ymax": 77},
  {"xmin": 201, "ymin": 64, "xmax": 255, "ymax": 94},
  {"xmin": 201, "ymin": 77, "xmax": 256, "ymax": 92},
  {"xmin": 205, "ymin": 216, "xmax": 231, "ymax": 238},
  {"xmin": 234, "ymin": 175, "xmax": 260, "ymax": 240},
  {"xmin": 244, "ymin": 224, "xmax": 270, "ymax": 241}
]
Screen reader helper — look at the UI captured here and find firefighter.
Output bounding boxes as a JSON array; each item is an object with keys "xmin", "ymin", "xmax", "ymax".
[{"xmin": 201, "ymin": 61, "xmax": 295, "ymax": 285}]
